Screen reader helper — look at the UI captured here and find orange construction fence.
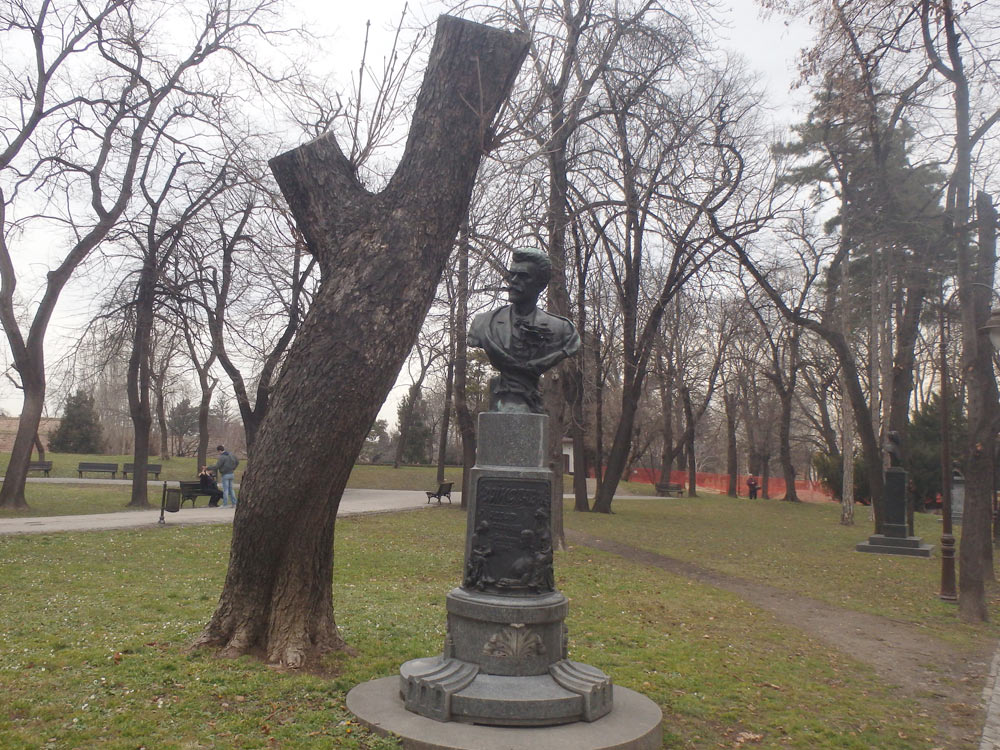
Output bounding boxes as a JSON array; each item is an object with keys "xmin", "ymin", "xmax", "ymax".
[{"xmin": 622, "ymin": 468, "xmax": 834, "ymax": 503}]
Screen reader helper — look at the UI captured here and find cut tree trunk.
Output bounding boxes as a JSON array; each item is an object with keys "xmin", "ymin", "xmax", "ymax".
[{"xmin": 194, "ymin": 16, "xmax": 528, "ymax": 668}]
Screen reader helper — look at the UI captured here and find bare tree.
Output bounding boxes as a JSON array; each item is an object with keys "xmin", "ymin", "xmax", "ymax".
[
  {"xmin": 588, "ymin": 57, "xmax": 770, "ymax": 512},
  {"xmin": 0, "ymin": 0, "xmax": 288, "ymax": 507}
]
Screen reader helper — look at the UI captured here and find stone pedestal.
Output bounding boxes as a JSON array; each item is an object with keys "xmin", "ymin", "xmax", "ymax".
[
  {"xmin": 398, "ymin": 411, "xmax": 613, "ymax": 726},
  {"xmin": 856, "ymin": 466, "xmax": 933, "ymax": 558}
]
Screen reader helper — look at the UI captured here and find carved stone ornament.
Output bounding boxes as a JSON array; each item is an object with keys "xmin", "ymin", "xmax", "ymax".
[{"xmin": 482, "ymin": 623, "xmax": 546, "ymax": 659}]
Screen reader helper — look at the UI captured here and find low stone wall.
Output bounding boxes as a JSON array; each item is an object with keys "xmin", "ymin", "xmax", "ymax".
[{"xmin": 0, "ymin": 417, "xmax": 60, "ymax": 453}]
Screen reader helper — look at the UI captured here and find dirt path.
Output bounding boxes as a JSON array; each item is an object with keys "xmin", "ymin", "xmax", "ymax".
[{"xmin": 567, "ymin": 529, "xmax": 995, "ymax": 748}]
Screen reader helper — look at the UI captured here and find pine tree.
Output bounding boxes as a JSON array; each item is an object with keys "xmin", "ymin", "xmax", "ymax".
[{"xmin": 49, "ymin": 390, "xmax": 104, "ymax": 454}]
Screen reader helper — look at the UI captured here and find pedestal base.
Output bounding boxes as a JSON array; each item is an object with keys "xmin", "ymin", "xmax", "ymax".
[
  {"xmin": 856, "ymin": 534, "xmax": 934, "ymax": 557},
  {"xmin": 348, "ymin": 676, "xmax": 662, "ymax": 750},
  {"xmin": 399, "ymin": 656, "xmax": 612, "ymax": 726}
]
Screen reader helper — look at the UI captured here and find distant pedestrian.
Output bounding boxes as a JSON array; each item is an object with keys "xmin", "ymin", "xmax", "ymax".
[
  {"xmin": 214, "ymin": 445, "xmax": 239, "ymax": 508},
  {"xmin": 746, "ymin": 475, "xmax": 759, "ymax": 500},
  {"xmin": 198, "ymin": 466, "xmax": 223, "ymax": 507}
]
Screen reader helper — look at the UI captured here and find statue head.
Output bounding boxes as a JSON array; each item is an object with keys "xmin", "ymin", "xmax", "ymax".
[{"xmin": 508, "ymin": 247, "xmax": 551, "ymax": 307}]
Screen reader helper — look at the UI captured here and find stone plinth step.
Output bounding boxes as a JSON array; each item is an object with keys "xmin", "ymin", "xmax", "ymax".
[
  {"xmin": 856, "ymin": 534, "xmax": 934, "ymax": 557},
  {"xmin": 348, "ymin": 675, "xmax": 662, "ymax": 750},
  {"xmin": 399, "ymin": 656, "xmax": 612, "ymax": 726}
]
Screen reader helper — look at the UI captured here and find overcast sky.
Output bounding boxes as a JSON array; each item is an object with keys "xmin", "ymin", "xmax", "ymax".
[
  {"xmin": 295, "ymin": 0, "xmax": 815, "ymax": 127},
  {"xmin": 0, "ymin": 0, "xmax": 816, "ymax": 421},
  {"xmin": 290, "ymin": 0, "xmax": 816, "ymax": 428}
]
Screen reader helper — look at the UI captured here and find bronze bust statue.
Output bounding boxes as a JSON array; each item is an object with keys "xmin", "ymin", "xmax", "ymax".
[{"xmin": 468, "ymin": 247, "xmax": 580, "ymax": 413}]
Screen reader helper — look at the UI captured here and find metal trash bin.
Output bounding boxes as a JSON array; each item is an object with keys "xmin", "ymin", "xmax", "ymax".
[{"xmin": 159, "ymin": 483, "xmax": 182, "ymax": 524}]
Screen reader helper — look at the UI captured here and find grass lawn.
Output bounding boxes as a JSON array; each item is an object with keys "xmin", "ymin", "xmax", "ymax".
[
  {"xmin": 0, "ymin": 501, "xmax": 993, "ymax": 748},
  {"xmin": 566, "ymin": 495, "xmax": 1000, "ymax": 646}
]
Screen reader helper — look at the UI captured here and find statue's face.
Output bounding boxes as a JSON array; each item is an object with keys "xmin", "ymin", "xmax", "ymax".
[{"xmin": 507, "ymin": 261, "xmax": 545, "ymax": 305}]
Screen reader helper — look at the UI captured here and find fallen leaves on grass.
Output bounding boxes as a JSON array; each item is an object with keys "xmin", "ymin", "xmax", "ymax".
[{"xmin": 733, "ymin": 730, "xmax": 763, "ymax": 746}]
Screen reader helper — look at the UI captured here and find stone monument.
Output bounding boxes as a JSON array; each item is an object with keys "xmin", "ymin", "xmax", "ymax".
[
  {"xmin": 856, "ymin": 432, "xmax": 933, "ymax": 557},
  {"xmin": 950, "ymin": 466, "xmax": 965, "ymax": 525},
  {"xmin": 399, "ymin": 248, "xmax": 616, "ymax": 725},
  {"xmin": 348, "ymin": 249, "xmax": 661, "ymax": 748}
]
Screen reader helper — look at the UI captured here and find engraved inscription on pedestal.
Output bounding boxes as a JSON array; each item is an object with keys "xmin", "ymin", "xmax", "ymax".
[{"xmin": 464, "ymin": 477, "xmax": 554, "ymax": 594}]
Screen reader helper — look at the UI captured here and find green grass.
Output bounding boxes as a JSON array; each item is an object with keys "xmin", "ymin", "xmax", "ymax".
[
  {"xmin": 0, "ymin": 484, "xmax": 138, "ymax": 517},
  {"xmin": 0, "ymin": 506, "xmax": 989, "ymax": 748},
  {"xmin": 567, "ymin": 495, "xmax": 1000, "ymax": 645}
]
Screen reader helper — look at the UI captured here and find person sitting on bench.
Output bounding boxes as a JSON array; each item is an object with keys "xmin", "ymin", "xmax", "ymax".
[{"xmin": 199, "ymin": 466, "xmax": 224, "ymax": 508}]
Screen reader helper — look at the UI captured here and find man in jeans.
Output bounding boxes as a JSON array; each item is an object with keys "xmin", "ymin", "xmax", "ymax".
[{"xmin": 214, "ymin": 445, "xmax": 239, "ymax": 508}]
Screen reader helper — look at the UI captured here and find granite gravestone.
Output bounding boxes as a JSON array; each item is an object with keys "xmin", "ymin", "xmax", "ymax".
[
  {"xmin": 398, "ymin": 248, "xmax": 613, "ymax": 725},
  {"xmin": 856, "ymin": 432, "xmax": 933, "ymax": 557}
]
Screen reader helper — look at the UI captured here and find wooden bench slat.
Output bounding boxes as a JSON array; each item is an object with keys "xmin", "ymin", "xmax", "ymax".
[
  {"xmin": 122, "ymin": 463, "xmax": 162, "ymax": 479},
  {"xmin": 28, "ymin": 461, "xmax": 53, "ymax": 477},
  {"xmin": 77, "ymin": 462, "xmax": 119, "ymax": 479}
]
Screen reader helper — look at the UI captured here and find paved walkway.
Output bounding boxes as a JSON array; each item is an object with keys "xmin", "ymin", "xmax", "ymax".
[
  {"xmin": 983, "ymin": 651, "xmax": 1000, "ymax": 749},
  {"xmin": 0, "ymin": 487, "xmax": 444, "ymax": 535}
]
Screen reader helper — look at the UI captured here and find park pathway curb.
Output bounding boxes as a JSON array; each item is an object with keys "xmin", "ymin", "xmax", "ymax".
[
  {"xmin": 0, "ymin": 487, "xmax": 444, "ymax": 535},
  {"xmin": 982, "ymin": 649, "xmax": 1000, "ymax": 749}
]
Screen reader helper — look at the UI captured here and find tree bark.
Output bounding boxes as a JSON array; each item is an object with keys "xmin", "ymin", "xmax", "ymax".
[
  {"xmin": 958, "ymin": 192, "xmax": 997, "ymax": 621},
  {"xmin": 436, "ymin": 353, "xmax": 454, "ymax": 484},
  {"xmin": 725, "ymin": 390, "xmax": 738, "ymax": 497},
  {"xmin": 32, "ymin": 433, "xmax": 45, "ymax": 462},
  {"xmin": 777, "ymin": 386, "xmax": 799, "ymax": 502},
  {"xmin": 184, "ymin": 323, "xmax": 217, "ymax": 471},
  {"xmin": 683, "ymin": 386, "xmax": 697, "ymax": 497},
  {"xmin": 195, "ymin": 16, "xmax": 527, "ymax": 667},
  {"xmin": 453, "ymin": 221, "xmax": 476, "ymax": 509},
  {"xmin": 126, "ymin": 256, "xmax": 156, "ymax": 508},
  {"xmin": 656, "ymin": 352, "xmax": 676, "ymax": 489},
  {"xmin": 2, "ymin": 375, "xmax": 44, "ymax": 509}
]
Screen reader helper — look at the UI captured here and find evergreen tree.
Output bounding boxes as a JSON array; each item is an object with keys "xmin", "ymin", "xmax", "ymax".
[
  {"xmin": 907, "ymin": 393, "xmax": 966, "ymax": 510},
  {"xmin": 167, "ymin": 398, "xmax": 200, "ymax": 456},
  {"xmin": 49, "ymin": 390, "xmax": 104, "ymax": 454},
  {"xmin": 396, "ymin": 393, "xmax": 433, "ymax": 465}
]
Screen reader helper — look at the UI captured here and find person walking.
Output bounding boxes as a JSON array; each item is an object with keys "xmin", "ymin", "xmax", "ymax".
[
  {"xmin": 746, "ymin": 475, "xmax": 759, "ymax": 500},
  {"xmin": 214, "ymin": 445, "xmax": 239, "ymax": 508}
]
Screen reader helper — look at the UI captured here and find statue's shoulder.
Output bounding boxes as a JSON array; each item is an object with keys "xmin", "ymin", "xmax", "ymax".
[
  {"xmin": 537, "ymin": 308, "xmax": 575, "ymax": 333},
  {"xmin": 470, "ymin": 306, "xmax": 508, "ymax": 330}
]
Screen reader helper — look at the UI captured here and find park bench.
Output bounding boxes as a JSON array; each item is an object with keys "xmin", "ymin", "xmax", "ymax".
[
  {"xmin": 27, "ymin": 461, "xmax": 53, "ymax": 477},
  {"xmin": 426, "ymin": 481, "xmax": 453, "ymax": 504},
  {"xmin": 77, "ymin": 462, "xmax": 119, "ymax": 479},
  {"xmin": 178, "ymin": 480, "xmax": 219, "ymax": 508},
  {"xmin": 655, "ymin": 482, "xmax": 684, "ymax": 497},
  {"xmin": 122, "ymin": 463, "xmax": 162, "ymax": 479}
]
